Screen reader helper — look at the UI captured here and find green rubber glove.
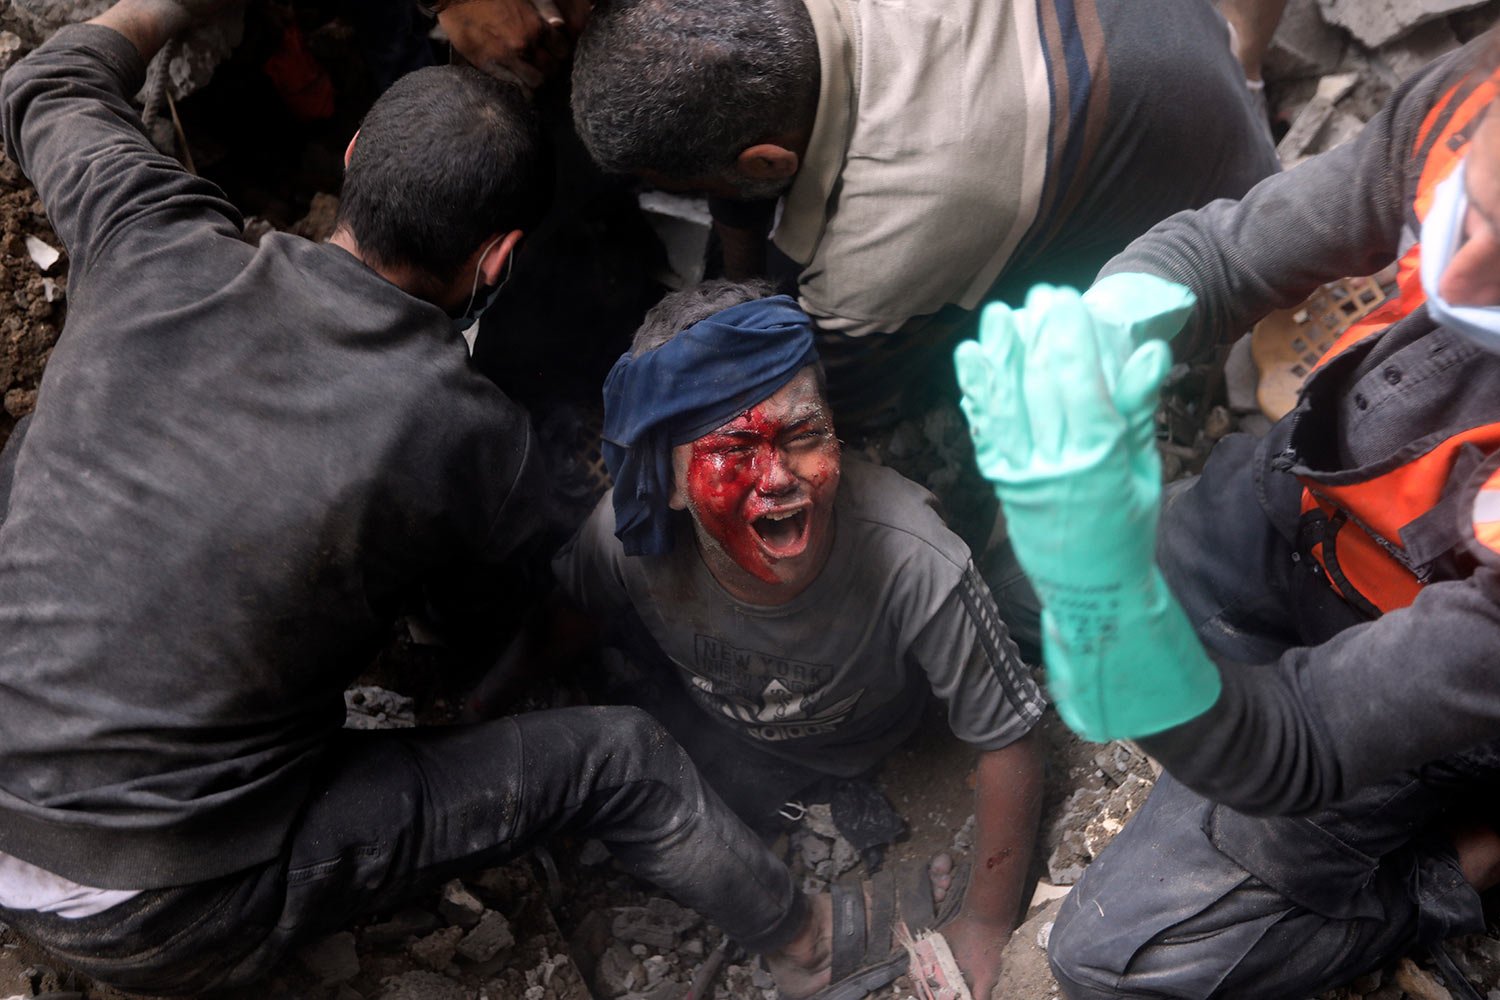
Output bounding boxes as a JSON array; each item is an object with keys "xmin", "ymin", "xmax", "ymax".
[{"xmin": 953, "ymin": 282, "xmax": 1221, "ymax": 741}]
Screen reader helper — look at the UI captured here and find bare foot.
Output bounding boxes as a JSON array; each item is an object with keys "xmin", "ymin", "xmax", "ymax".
[
  {"xmin": 764, "ymin": 893, "xmax": 832, "ymax": 1000},
  {"xmin": 765, "ymin": 856, "xmax": 956, "ymax": 999}
]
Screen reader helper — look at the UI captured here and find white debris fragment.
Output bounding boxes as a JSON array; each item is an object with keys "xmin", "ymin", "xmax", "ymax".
[
  {"xmin": 42, "ymin": 278, "xmax": 58, "ymax": 303},
  {"xmin": 24, "ymin": 234, "xmax": 60, "ymax": 273}
]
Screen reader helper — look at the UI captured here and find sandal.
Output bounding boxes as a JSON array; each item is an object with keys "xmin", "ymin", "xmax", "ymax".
[{"xmin": 792, "ymin": 858, "xmax": 970, "ymax": 1000}]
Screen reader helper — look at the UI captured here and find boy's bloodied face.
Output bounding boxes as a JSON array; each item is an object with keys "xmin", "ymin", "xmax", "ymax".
[{"xmin": 670, "ymin": 367, "xmax": 841, "ymax": 596}]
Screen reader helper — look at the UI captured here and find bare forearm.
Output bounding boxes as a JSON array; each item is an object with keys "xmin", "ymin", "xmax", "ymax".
[{"xmin": 964, "ymin": 731, "xmax": 1044, "ymax": 928}]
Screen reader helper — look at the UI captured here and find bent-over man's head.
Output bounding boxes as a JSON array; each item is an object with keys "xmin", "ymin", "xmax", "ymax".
[
  {"xmin": 602, "ymin": 281, "xmax": 841, "ymax": 600},
  {"xmin": 570, "ymin": 0, "xmax": 818, "ymax": 199},
  {"xmin": 332, "ymin": 65, "xmax": 552, "ymax": 313}
]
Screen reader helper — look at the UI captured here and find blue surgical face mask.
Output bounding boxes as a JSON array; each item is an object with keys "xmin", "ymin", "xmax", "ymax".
[
  {"xmin": 1420, "ymin": 159, "xmax": 1500, "ymax": 349},
  {"xmin": 451, "ymin": 236, "xmax": 514, "ymax": 337}
]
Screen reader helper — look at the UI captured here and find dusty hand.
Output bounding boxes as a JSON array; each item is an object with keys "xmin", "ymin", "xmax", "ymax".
[
  {"xmin": 439, "ymin": 0, "xmax": 590, "ymax": 89},
  {"xmin": 942, "ymin": 914, "xmax": 1009, "ymax": 1000}
]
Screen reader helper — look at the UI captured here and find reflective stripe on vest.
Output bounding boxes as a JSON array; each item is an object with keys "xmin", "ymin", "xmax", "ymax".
[
  {"xmin": 1473, "ymin": 465, "xmax": 1500, "ymax": 557},
  {"xmin": 1296, "ymin": 67, "xmax": 1500, "ymax": 615}
]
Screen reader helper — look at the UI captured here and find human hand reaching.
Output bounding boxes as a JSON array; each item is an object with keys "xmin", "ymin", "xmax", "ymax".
[{"xmin": 437, "ymin": 0, "xmax": 591, "ymax": 89}]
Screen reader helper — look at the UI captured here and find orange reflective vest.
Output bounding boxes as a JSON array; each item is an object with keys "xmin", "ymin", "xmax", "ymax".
[{"xmin": 1295, "ymin": 67, "xmax": 1500, "ymax": 617}]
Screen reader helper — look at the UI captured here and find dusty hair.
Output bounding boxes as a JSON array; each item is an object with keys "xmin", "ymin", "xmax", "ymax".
[{"xmin": 571, "ymin": 0, "xmax": 818, "ymax": 181}]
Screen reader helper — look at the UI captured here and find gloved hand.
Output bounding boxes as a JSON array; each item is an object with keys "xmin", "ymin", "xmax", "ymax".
[
  {"xmin": 954, "ymin": 282, "xmax": 1220, "ymax": 741},
  {"xmin": 1081, "ymin": 271, "xmax": 1198, "ymax": 355}
]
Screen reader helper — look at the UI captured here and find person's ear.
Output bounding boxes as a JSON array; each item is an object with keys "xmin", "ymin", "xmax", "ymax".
[
  {"xmin": 478, "ymin": 230, "xmax": 524, "ymax": 285},
  {"xmin": 344, "ymin": 130, "xmax": 359, "ymax": 168},
  {"xmin": 735, "ymin": 143, "xmax": 800, "ymax": 182}
]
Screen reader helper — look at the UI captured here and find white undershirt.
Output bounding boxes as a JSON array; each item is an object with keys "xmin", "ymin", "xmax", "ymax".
[{"xmin": 0, "ymin": 851, "xmax": 138, "ymax": 918}]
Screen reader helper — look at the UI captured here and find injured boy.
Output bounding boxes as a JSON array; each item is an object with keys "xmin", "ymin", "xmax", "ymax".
[{"xmin": 552, "ymin": 280, "xmax": 1046, "ymax": 997}]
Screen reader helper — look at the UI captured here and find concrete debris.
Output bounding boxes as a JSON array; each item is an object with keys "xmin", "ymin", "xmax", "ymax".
[
  {"xmin": 1315, "ymin": 0, "xmax": 1488, "ymax": 48},
  {"xmin": 1394, "ymin": 957, "xmax": 1455, "ymax": 1000},
  {"xmin": 23, "ymin": 235, "xmax": 59, "ymax": 273},
  {"xmin": 343, "ymin": 685, "xmax": 416, "ymax": 729},
  {"xmin": 408, "ymin": 925, "xmax": 464, "ymax": 972},
  {"xmin": 375, "ymin": 970, "xmax": 473, "ymax": 1000},
  {"xmin": 1264, "ymin": 0, "xmax": 1345, "ymax": 80},
  {"xmin": 596, "ymin": 942, "xmax": 645, "ymax": 997},
  {"xmin": 0, "ymin": 32, "xmax": 25, "ymax": 75},
  {"xmin": 1374, "ymin": 18, "xmax": 1462, "ymax": 84},
  {"xmin": 457, "ymin": 911, "xmax": 516, "ymax": 963},
  {"xmin": 610, "ymin": 899, "xmax": 700, "ymax": 951},
  {"xmin": 438, "ymin": 879, "xmax": 486, "ymax": 929},
  {"xmin": 8, "ymin": 0, "xmax": 243, "ymax": 102},
  {"xmin": 297, "ymin": 931, "xmax": 361, "ymax": 985}
]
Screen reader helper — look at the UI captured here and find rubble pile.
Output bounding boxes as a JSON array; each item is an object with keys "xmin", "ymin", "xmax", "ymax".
[{"xmin": 1266, "ymin": 0, "xmax": 1500, "ymax": 165}]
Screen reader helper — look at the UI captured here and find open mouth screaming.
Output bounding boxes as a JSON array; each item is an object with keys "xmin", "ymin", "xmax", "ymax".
[{"xmin": 752, "ymin": 508, "xmax": 809, "ymax": 556}]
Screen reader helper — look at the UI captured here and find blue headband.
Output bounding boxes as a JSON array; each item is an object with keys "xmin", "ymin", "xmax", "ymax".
[{"xmin": 601, "ymin": 295, "xmax": 819, "ymax": 556}]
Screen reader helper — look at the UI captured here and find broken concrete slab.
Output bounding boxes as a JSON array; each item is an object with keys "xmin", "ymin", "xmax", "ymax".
[
  {"xmin": 1264, "ymin": 0, "xmax": 1346, "ymax": 80},
  {"xmin": 457, "ymin": 910, "xmax": 515, "ymax": 964},
  {"xmin": 437, "ymin": 879, "xmax": 485, "ymax": 929},
  {"xmin": 1315, "ymin": 0, "xmax": 1488, "ymax": 49},
  {"xmin": 1375, "ymin": 18, "xmax": 1462, "ymax": 84},
  {"xmin": 408, "ymin": 926, "xmax": 464, "ymax": 973}
]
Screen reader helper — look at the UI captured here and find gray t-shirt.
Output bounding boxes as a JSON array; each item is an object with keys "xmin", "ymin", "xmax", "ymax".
[{"xmin": 554, "ymin": 458, "xmax": 1044, "ymax": 775}]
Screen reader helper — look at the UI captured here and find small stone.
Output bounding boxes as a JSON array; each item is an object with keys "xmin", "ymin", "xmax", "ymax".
[
  {"xmin": 596, "ymin": 943, "xmax": 644, "ymax": 998},
  {"xmin": 438, "ymin": 879, "xmax": 486, "ymax": 929},
  {"xmin": 524, "ymin": 987, "xmax": 545, "ymax": 1000},
  {"xmin": 612, "ymin": 901, "xmax": 695, "ymax": 950},
  {"xmin": 297, "ymin": 931, "xmax": 360, "ymax": 985},
  {"xmin": 794, "ymin": 832, "xmax": 831, "ymax": 867},
  {"xmin": 681, "ymin": 938, "xmax": 705, "ymax": 959},
  {"xmin": 363, "ymin": 908, "xmax": 440, "ymax": 948},
  {"xmin": 458, "ymin": 910, "xmax": 515, "ymax": 963},
  {"xmin": 374, "ymin": 970, "xmax": 472, "ymax": 1000},
  {"xmin": 750, "ymin": 962, "xmax": 775, "ymax": 990},
  {"xmin": 1037, "ymin": 920, "xmax": 1054, "ymax": 951},
  {"xmin": 408, "ymin": 926, "xmax": 464, "ymax": 972},
  {"xmin": 1393, "ymin": 957, "xmax": 1453, "ymax": 1000},
  {"xmin": 630, "ymin": 943, "xmax": 649, "ymax": 958}
]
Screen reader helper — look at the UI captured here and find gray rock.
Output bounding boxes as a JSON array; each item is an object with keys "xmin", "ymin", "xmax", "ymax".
[
  {"xmin": 375, "ymin": 970, "xmax": 472, "ymax": 1000},
  {"xmin": 1264, "ymin": 0, "xmax": 1346, "ymax": 80},
  {"xmin": 642, "ymin": 955, "xmax": 671, "ymax": 985},
  {"xmin": 596, "ymin": 943, "xmax": 645, "ymax": 998},
  {"xmin": 621, "ymin": 984, "xmax": 681, "ymax": 1000},
  {"xmin": 793, "ymin": 831, "xmax": 831, "ymax": 867},
  {"xmin": 408, "ymin": 926, "xmax": 464, "ymax": 972},
  {"xmin": 611, "ymin": 899, "xmax": 699, "ymax": 950},
  {"xmin": 1315, "ymin": 0, "xmax": 1488, "ymax": 48},
  {"xmin": 439, "ymin": 879, "xmax": 486, "ymax": 929},
  {"xmin": 0, "ymin": 32, "xmax": 26, "ymax": 75},
  {"xmin": 1375, "ymin": 18, "xmax": 1461, "ymax": 84},
  {"xmin": 297, "ymin": 931, "xmax": 361, "ymax": 985},
  {"xmin": 457, "ymin": 911, "xmax": 515, "ymax": 963}
]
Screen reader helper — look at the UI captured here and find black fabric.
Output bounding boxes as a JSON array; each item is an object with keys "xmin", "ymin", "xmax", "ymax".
[
  {"xmin": 0, "ymin": 26, "xmax": 545, "ymax": 887},
  {"xmin": 0, "ymin": 708, "xmax": 805, "ymax": 994}
]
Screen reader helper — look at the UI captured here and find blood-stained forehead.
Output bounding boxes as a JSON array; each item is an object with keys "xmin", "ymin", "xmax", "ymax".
[{"xmin": 694, "ymin": 368, "xmax": 831, "ymax": 443}]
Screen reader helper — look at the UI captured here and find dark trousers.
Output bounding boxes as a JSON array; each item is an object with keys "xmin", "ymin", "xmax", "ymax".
[
  {"xmin": 1048, "ymin": 433, "xmax": 1494, "ymax": 999},
  {"xmin": 0, "ymin": 421, "xmax": 802, "ymax": 994},
  {"xmin": 1, "ymin": 707, "xmax": 805, "ymax": 995}
]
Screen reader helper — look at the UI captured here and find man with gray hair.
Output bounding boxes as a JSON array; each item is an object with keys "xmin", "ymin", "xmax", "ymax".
[{"xmin": 570, "ymin": 0, "xmax": 1280, "ymax": 430}]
